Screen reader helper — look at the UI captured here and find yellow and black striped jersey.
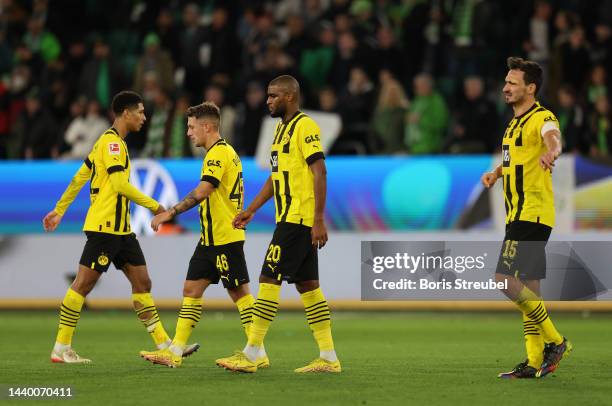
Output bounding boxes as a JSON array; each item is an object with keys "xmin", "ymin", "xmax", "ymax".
[
  {"xmin": 54, "ymin": 127, "xmax": 158, "ymax": 235},
  {"xmin": 269, "ymin": 111, "xmax": 324, "ymax": 227},
  {"xmin": 502, "ymin": 102, "xmax": 558, "ymax": 227},
  {"xmin": 198, "ymin": 138, "xmax": 245, "ymax": 246}
]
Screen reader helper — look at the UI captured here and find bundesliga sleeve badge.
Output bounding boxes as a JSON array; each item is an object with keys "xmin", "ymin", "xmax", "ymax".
[{"xmin": 108, "ymin": 143, "xmax": 120, "ymax": 155}]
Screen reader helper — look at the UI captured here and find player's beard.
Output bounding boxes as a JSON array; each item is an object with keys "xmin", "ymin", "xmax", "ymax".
[{"xmin": 270, "ymin": 104, "xmax": 286, "ymax": 118}]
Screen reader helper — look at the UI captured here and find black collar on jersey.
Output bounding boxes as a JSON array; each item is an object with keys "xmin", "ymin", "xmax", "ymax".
[
  {"xmin": 206, "ymin": 137, "xmax": 226, "ymax": 152},
  {"xmin": 282, "ymin": 110, "xmax": 302, "ymax": 124},
  {"xmin": 514, "ymin": 102, "xmax": 540, "ymax": 120}
]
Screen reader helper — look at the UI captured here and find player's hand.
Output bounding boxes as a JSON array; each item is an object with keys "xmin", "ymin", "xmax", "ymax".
[
  {"xmin": 311, "ymin": 218, "xmax": 328, "ymax": 249},
  {"xmin": 539, "ymin": 151, "xmax": 558, "ymax": 172},
  {"xmin": 43, "ymin": 210, "xmax": 62, "ymax": 232},
  {"xmin": 481, "ymin": 171, "xmax": 498, "ymax": 188},
  {"xmin": 153, "ymin": 204, "xmax": 166, "ymax": 215},
  {"xmin": 151, "ymin": 210, "xmax": 173, "ymax": 232},
  {"xmin": 233, "ymin": 210, "xmax": 254, "ymax": 229}
]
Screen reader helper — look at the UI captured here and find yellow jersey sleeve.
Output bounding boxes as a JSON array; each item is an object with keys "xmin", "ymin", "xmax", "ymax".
[
  {"xmin": 297, "ymin": 117, "xmax": 325, "ymax": 165},
  {"xmin": 538, "ymin": 111, "xmax": 559, "ymax": 135},
  {"xmin": 54, "ymin": 158, "xmax": 92, "ymax": 216},
  {"xmin": 201, "ymin": 146, "xmax": 227, "ymax": 188}
]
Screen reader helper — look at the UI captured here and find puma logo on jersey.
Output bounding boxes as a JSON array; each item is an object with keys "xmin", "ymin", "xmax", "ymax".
[
  {"xmin": 109, "ymin": 143, "xmax": 120, "ymax": 155},
  {"xmin": 543, "ymin": 116, "xmax": 556, "ymax": 122}
]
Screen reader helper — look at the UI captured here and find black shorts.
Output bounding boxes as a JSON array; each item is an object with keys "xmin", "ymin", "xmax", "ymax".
[
  {"xmin": 495, "ymin": 220, "xmax": 552, "ymax": 280},
  {"xmin": 260, "ymin": 222, "xmax": 318, "ymax": 284},
  {"xmin": 80, "ymin": 231, "xmax": 146, "ymax": 273},
  {"xmin": 186, "ymin": 240, "xmax": 249, "ymax": 289}
]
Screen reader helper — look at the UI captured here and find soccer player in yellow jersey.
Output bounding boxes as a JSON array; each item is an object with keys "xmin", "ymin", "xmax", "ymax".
[
  {"xmin": 43, "ymin": 91, "xmax": 198, "ymax": 363},
  {"xmin": 217, "ymin": 75, "xmax": 340, "ymax": 373},
  {"xmin": 139, "ymin": 102, "xmax": 264, "ymax": 368},
  {"xmin": 481, "ymin": 57, "xmax": 572, "ymax": 379}
]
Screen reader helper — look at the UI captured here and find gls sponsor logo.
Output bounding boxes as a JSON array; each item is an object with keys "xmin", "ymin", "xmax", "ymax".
[
  {"xmin": 270, "ymin": 151, "xmax": 279, "ymax": 172},
  {"xmin": 130, "ymin": 159, "xmax": 179, "ymax": 236},
  {"xmin": 305, "ymin": 134, "xmax": 320, "ymax": 143},
  {"xmin": 207, "ymin": 159, "xmax": 222, "ymax": 168}
]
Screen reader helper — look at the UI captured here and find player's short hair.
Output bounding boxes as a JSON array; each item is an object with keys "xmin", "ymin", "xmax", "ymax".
[
  {"xmin": 270, "ymin": 75, "xmax": 300, "ymax": 97},
  {"xmin": 186, "ymin": 101, "xmax": 221, "ymax": 128},
  {"xmin": 111, "ymin": 91, "xmax": 143, "ymax": 115},
  {"xmin": 507, "ymin": 56, "xmax": 543, "ymax": 95}
]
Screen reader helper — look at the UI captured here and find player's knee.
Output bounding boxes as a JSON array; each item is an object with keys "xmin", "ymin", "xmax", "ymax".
[
  {"xmin": 71, "ymin": 279, "xmax": 94, "ymax": 296},
  {"xmin": 295, "ymin": 280, "xmax": 319, "ymax": 294},
  {"xmin": 182, "ymin": 286, "xmax": 199, "ymax": 297},
  {"xmin": 131, "ymin": 277, "xmax": 152, "ymax": 293},
  {"xmin": 227, "ymin": 284, "xmax": 249, "ymax": 302},
  {"xmin": 495, "ymin": 273, "xmax": 509, "ymax": 292}
]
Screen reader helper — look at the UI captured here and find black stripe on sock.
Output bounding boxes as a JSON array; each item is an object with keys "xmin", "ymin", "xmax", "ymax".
[
  {"xmin": 305, "ymin": 304, "xmax": 329, "ymax": 314},
  {"xmin": 256, "ymin": 302, "xmax": 279, "ymax": 312},
  {"xmin": 528, "ymin": 308, "xmax": 546, "ymax": 322},
  {"xmin": 306, "ymin": 308, "xmax": 330, "ymax": 318},
  {"xmin": 526, "ymin": 303, "xmax": 544, "ymax": 318},
  {"xmin": 179, "ymin": 309, "xmax": 202, "ymax": 315},
  {"xmin": 257, "ymin": 298, "xmax": 279, "ymax": 305},
  {"xmin": 253, "ymin": 307, "xmax": 277, "ymax": 319},
  {"xmin": 178, "ymin": 315, "xmax": 200, "ymax": 323},
  {"xmin": 60, "ymin": 312, "xmax": 79, "ymax": 322},
  {"xmin": 532, "ymin": 314, "xmax": 549, "ymax": 324},
  {"xmin": 304, "ymin": 300, "xmax": 326, "ymax": 310},
  {"xmin": 60, "ymin": 303, "xmax": 80, "ymax": 315},
  {"xmin": 308, "ymin": 318, "xmax": 331, "ymax": 325},
  {"xmin": 253, "ymin": 306, "xmax": 277, "ymax": 318},
  {"xmin": 252, "ymin": 312, "xmax": 273, "ymax": 322},
  {"xmin": 59, "ymin": 315, "xmax": 79, "ymax": 323},
  {"xmin": 308, "ymin": 313, "xmax": 331, "ymax": 322}
]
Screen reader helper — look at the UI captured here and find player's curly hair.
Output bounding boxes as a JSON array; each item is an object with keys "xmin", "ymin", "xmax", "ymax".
[
  {"xmin": 186, "ymin": 101, "xmax": 221, "ymax": 128},
  {"xmin": 507, "ymin": 56, "xmax": 543, "ymax": 95},
  {"xmin": 111, "ymin": 91, "xmax": 143, "ymax": 115}
]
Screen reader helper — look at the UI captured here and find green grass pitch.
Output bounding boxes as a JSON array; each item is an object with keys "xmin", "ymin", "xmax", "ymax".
[{"xmin": 0, "ymin": 311, "xmax": 610, "ymax": 406}]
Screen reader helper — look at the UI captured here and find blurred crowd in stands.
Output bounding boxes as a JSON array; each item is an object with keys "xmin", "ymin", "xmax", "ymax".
[{"xmin": 1, "ymin": 0, "xmax": 612, "ymax": 159}]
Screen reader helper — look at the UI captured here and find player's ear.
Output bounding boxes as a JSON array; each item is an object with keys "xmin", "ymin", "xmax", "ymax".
[{"xmin": 527, "ymin": 83, "xmax": 536, "ymax": 95}]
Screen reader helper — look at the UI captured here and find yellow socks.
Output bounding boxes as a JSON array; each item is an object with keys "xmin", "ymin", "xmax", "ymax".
[
  {"xmin": 236, "ymin": 294, "xmax": 255, "ymax": 338},
  {"xmin": 247, "ymin": 283, "xmax": 280, "ymax": 347},
  {"xmin": 132, "ymin": 292, "xmax": 170, "ymax": 349},
  {"xmin": 301, "ymin": 288, "xmax": 336, "ymax": 359},
  {"xmin": 55, "ymin": 288, "xmax": 85, "ymax": 346},
  {"xmin": 515, "ymin": 286, "xmax": 563, "ymax": 345},
  {"xmin": 523, "ymin": 313, "xmax": 544, "ymax": 368},
  {"xmin": 172, "ymin": 297, "xmax": 203, "ymax": 350}
]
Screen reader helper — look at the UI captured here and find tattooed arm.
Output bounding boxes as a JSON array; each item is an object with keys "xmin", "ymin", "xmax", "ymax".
[{"xmin": 151, "ymin": 181, "xmax": 216, "ymax": 231}]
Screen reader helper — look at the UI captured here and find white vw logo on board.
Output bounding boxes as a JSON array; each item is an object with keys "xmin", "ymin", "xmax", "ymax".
[{"xmin": 130, "ymin": 159, "xmax": 178, "ymax": 235}]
